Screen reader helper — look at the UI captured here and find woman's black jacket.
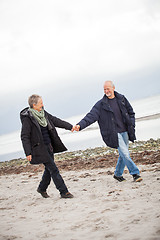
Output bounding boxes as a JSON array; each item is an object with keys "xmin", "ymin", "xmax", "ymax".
[
  {"xmin": 20, "ymin": 108, "xmax": 72, "ymax": 164},
  {"xmin": 77, "ymin": 91, "xmax": 136, "ymax": 149}
]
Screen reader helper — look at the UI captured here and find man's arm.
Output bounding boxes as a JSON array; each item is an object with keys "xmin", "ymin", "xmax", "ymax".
[{"xmin": 76, "ymin": 101, "xmax": 100, "ymax": 131}]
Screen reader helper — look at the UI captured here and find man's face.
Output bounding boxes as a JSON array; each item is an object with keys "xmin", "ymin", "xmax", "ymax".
[
  {"xmin": 104, "ymin": 83, "xmax": 115, "ymax": 98},
  {"xmin": 33, "ymin": 98, "xmax": 44, "ymax": 112}
]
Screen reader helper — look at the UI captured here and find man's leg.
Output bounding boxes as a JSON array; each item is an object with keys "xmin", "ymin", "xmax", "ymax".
[
  {"xmin": 117, "ymin": 132, "xmax": 140, "ymax": 175},
  {"xmin": 114, "ymin": 155, "xmax": 126, "ymax": 177}
]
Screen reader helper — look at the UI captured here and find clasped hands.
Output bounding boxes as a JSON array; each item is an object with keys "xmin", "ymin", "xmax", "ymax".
[{"xmin": 71, "ymin": 125, "xmax": 80, "ymax": 132}]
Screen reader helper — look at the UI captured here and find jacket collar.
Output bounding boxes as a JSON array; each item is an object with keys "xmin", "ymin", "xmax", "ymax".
[
  {"xmin": 20, "ymin": 107, "xmax": 41, "ymax": 131},
  {"xmin": 102, "ymin": 91, "xmax": 124, "ymax": 102},
  {"xmin": 101, "ymin": 95, "xmax": 112, "ymax": 111},
  {"xmin": 114, "ymin": 91, "xmax": 124, "ymax": 100},
  {"xmin": 101, "ymin": 91, "xmax": 124, "ymax": 111}
]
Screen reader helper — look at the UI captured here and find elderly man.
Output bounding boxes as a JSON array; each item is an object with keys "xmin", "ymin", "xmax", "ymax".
[
  {"xmin": 74, "ymin": 81, "xmax": 142, "ymax": 182},
  {"xmin": 20, "ymin": 94, "xmax": 74, "ymax": 198}
]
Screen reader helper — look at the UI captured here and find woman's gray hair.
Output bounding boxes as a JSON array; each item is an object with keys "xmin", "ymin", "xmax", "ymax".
[{"xmin": 28, "ymin": 94, "xmax": 42, "ymax": 108}]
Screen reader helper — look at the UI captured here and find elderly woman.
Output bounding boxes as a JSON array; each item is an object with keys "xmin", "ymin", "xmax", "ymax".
[{"xmin": 20, "ymin": 94, "xmax": 73, "ymax": 199}]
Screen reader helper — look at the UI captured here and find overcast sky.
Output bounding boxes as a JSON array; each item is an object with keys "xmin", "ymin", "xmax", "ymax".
[{"xmin": 0, "ymin": 0, "xmax": 160, "ymax": 135}]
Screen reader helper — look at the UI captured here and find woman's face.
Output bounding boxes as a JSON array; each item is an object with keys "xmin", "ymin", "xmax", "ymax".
[{"xmin": 33, "ymin": 98, "xmax": 44, "ymax": 112}]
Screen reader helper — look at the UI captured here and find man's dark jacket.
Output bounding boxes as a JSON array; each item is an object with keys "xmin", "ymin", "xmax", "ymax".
[
  {"xmin": 78, "ymin": 91, "xmax": 136, "ymax": 149},
  {"xmin": 20, "ymin": 108, "xmax": 73, "ymax": 164}
]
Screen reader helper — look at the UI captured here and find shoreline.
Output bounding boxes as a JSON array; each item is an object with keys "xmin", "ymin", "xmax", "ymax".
[{"xmin": 135, "ymin": 113, "xmax": 160, "ymax": 121}]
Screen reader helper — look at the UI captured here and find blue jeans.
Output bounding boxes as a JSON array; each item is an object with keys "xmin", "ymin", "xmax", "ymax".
[
  {"xmin": 38, "ymin": 144, "xmax": 68, "ymax": 194},
  {"xmin": 114, "ymin": 132, "xmax": 140, "ymax": 177}
]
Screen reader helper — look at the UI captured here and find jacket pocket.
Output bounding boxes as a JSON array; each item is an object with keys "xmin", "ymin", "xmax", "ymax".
[{"xmin": 31, "ymin": 143, "xmax": 50, "ymax": 164}]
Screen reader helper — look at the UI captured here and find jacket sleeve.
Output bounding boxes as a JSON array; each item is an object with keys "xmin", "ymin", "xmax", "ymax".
[
  {"xmin": 77, "ymin": 102, "xmax": 100, "ymax": 130},
  {"xmin": 20, "ymin": 118, "xmax": 32, "ymax": 156},
  {"xmin": 47, "ymin": 113, "xmax": 73, "ymax": 130},
  {"xmin": 124, "ymin": 97, "xmax": 135, "ymax": 127}
]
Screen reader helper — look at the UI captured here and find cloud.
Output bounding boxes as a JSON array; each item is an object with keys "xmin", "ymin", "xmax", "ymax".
[
  {"xmin": 0, "ymin": 0, "xmax": 160, "ymax": 135},
  {"xmin": 0, "ymin": 0, "xmax": 160, "ymax": 95}
]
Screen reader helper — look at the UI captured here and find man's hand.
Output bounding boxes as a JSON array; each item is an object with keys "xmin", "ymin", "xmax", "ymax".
[
  {"xmin": 71, "ymin": 125, "xmax": 80, "ymax": 132},
  {"xmin": 26, "ymin": 155, "xmax": 32, "ymax": 162}
]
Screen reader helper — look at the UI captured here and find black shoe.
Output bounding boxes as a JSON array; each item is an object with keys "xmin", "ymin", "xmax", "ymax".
[
  {"xmin": 37, "ymin": 187, "xmax": 50, "ymax": 198},
  {"xmin": 114, "ymin": 175, "xmax": 126, "ymax": 182},
  {"xmin": 61, "ymin": 192, "xmax": 74, "ymax": 199},
  {"xmin": 133, "ymin": 174, "xmax": 143, "ymax": 182}
]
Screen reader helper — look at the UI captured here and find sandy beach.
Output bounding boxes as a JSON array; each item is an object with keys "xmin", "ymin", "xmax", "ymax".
[{"xmin": 0, "ymin": 160, "xmax": 160, "ymax": 240}]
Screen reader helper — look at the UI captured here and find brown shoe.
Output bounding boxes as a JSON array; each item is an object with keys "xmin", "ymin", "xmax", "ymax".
[
  {"xmin": 37, "ymin": 187, "xmax": 50, "ymax": 198},
  {"xmin": 61, "ymin": 192, "xmax": 74, "ymax": 199}
]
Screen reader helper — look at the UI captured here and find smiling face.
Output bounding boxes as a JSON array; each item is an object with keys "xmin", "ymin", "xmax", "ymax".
[
  {"xmin": 33, "ymin": 98, "xmax": 44, "ymax": 112},
  {"xmin": 103, "ymin": 81, "xmax": 115, "ymax": 99}
]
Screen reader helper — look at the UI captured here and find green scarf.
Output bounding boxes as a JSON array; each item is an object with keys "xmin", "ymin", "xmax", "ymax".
[{"xmin": 29, "ymin": 108, "xmax": 47, "ymax": 127}]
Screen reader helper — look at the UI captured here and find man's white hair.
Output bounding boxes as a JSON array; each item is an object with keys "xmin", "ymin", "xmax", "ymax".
[{"xmin": 104, "ymin": 80, "xmax": 115, "ymax": 88}]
